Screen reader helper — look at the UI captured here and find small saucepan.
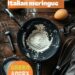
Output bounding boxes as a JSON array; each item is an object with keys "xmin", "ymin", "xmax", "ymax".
[{"xmin": 17, "ymin": 18, "xmax": 61, "ymax": 75}]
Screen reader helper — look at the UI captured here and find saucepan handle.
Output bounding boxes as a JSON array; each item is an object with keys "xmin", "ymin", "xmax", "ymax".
[{"xmin": 36, "ymin": 63, "xmax": 42, "ymax": 75}]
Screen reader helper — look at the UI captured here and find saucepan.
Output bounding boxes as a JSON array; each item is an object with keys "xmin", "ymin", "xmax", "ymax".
[
  {"xmin": 17, "ymin": 17, "xmax": 61, "ymax": 75},
  {"xmin": 17, "ymin": 17, "xmax": 61, "ymax": 61}
]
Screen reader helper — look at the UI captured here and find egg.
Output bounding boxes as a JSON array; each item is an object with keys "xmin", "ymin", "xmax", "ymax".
[{"xmin": 54, "ymin": 9, "xmax": 69, "ymax": 20}]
